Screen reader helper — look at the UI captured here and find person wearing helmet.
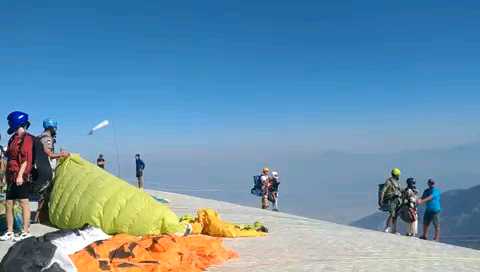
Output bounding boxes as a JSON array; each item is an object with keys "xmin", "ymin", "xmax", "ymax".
[
  {"xmin": 97, "ymin": 154, "xmax": 106, "ymax": 169},
  {"xmin": 379, "ymin": 168, "xmax": 402, "ymax": 234},
  {"xmin": 260, "ymin": 167, "xmax": 270, "ymax": 209},
  {"xmin": 269, "ymin": 171, "xmax": 280, "ymax": 211},
  {"xmin": 33, "ymin": 118, "xmax": 70, "ymax": 223},
  {"xmin": 0, "ymin": 111, "xmax": 35, "ymax": 241},
  {"xmin": 402, "ymin": 177, "xmax": 418, "ymax": 237}
]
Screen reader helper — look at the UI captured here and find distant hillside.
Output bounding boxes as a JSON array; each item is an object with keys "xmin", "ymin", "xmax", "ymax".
[{"xmin": 351, "ymin": 185, "xmax": 480, "ymax": 250}]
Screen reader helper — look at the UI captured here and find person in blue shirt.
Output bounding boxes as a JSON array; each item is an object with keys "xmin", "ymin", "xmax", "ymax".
[
  {"xmin": 417, "ymin": 179, "xmax": 441, "ymax": 241},
  {"xmin": 135, "ymin": 154, "xmax": 146, "ymax": 189}
]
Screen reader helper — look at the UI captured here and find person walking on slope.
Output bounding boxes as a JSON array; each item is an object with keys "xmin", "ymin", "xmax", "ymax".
[
  {"xmin": 417, "ymin": 179, "xmax": 441, "ymax": 241},
  {"xmin": 97, "ymin": 154, "xmax": 105, "ymax": 169},
  {"xmin": 0, "ymin": 111, "xmax": 34, "ymax": 241},
  {"xmin": 379, "ymin": 168, "xmax": 402, "ymax": 234},
  {"xmin": 135, "ymin": 154, "xmax": 146, "ymax": 189},
  {"xmin": 269, "ymin": 171, "xmax": 280, "ymax": 211},
  {"xmin": 402, "ymin": 177, "xmax": 418, "ymax": 237},
  {"xmin": 260, "ymin": 167, "xmax": 271, "ymax": 209},
  {"xmin": 33, "ymin": 118, "xmax": 70, "ymax": 223}
]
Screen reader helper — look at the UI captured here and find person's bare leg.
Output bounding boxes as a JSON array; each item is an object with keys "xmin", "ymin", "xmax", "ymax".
[
  {"xmin": 385, "ymin": 215, "xmax": 392, "ymax": 232},
  {"xmin": 434, "ymin": 226, "xmax": 440, "ymax": 241},
  {"xmin": 392, "ymin": 217, "xmax": 398, "ymax": 233},
  {"xmin": 34, "ymin": 199, "xmax": 44, "ymax": 223},
  {"xmin": 421, "ymin": 223, "xmax": 429, "ymax": 239},
  {"xmin": 5, "ymin": 200, "xmax": 14, "ymax": 233},
  {"xmin": 19, "ymin": 199, "xmax": 30, "ymax": 233}
]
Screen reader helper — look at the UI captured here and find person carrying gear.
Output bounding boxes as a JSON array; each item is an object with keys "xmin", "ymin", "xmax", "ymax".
[
  {"xmin": 0, "ymin": 111, "xmax": 34, "ymax": 242},
  {"xmin": 96, "ymin": 154, "xmax": 105, "ymax": 169},
  {"xmin": 32, "ymin": 118, "xmax": 70, "ymax": 223},
  {"xmin": 379, "ymin": 168, "xmax": 402, "ymax": 234},
  {"xmin": 260, "ymin": 167, "xmax": 270, "ymax": 209},
  {"xmin": 269, "ymin": 171, "xmax": 280, "ymax": 211},
  {"xmin": 400, "ymin": 177, "xmax": 418, "ymax": 237}
]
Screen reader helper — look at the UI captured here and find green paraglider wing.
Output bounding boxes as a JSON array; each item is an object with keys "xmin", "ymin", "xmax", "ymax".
[{"xmin": 49, "ymin": 155, "xmax": 182, "ymax": 235}]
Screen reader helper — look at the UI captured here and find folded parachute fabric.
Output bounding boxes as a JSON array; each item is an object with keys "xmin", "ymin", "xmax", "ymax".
[
  {"xmin": 49, "ymin": 155, "xmax": 183, "ymax": 236},
  {"xmin": 0, "ymin": 226, "xmax": 110, "ymax": 272},
  {"xmin": 70, "ymin": 234, "xmax": 238, "ymax": 272},
  {"xmin": 180, "ymin": 208, "xmax": 267, "ymax": 238}
]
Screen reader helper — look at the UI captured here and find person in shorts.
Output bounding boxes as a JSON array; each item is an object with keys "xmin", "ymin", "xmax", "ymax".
[
  {"xmin": 418, "ymin": 178, "xmax": 441, "ymax": 241},
  {"xmin": 0, "ymin": 111, "xmax": 34, "ymax": 241}
]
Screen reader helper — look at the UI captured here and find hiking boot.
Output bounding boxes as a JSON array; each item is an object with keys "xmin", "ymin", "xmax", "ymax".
[{"xmin": 0, "ymin": 232, "xmax": 14, "ymax": 241}]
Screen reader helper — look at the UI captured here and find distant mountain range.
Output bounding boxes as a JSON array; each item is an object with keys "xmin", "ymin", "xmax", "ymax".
[{"xmin": 351, "ymin": 185, "xmax": 480, "ymax": 250}]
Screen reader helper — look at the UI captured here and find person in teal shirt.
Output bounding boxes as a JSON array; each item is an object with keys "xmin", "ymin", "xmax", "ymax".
[{"xmin": 417, "ymin": 179, "xmax": 441, "ymax": 241}]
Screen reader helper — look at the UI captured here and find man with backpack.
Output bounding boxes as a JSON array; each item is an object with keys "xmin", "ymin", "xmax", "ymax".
[
  {"xmin": 0, "ymin": 111, "xmax": 35, "ymax": 241},
  {"xmin": 269, "ymin": 171, "xmax": 280, "ymax": 211},
  {"xmin": 32, "ymin": 118, "xmax": 70, "ymax": 223},
  {"xmin": 260, "ymin": 167, "xmax": 271, "ymax": 209},
  {"xmin": 400, "ymin": 177, "xmax": 418, "ymax": 237},
  {"xmin": 378, "ymin": 168, "xmax": 402, "ymax": 234}
]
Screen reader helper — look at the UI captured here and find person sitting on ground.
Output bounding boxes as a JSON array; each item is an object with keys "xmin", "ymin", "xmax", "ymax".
[
  {"xmin": 135, "ymin": 154, "xmax": 146, "ymax": 189},
  {"xmin": 402, "ymin": 177, "xmax": 418, "ymax": 237},
  {"xmin": 269, "ymin": 171, "xmax": 280, "ymax": 211},
  {"xmin": 0, "ymin": 111, "xmax": 34, "ymax": 241},
  {"xmin": 379, "ymin": 168, "xmax": 402, "ymax": 234},
  {"xmin": 417, "ymin": 178, "xmax": 441, "ymax": 241},
  {"xmin": 96, "ymin": 154, "xmax": 105, "ymax": 169},
  {"xmin": 260, "ymin": 167, "xmax": 271, "ymax": 209},
  {"xmin": 33, "ymin": 118, "xmax": 70, "ymax": 223}
]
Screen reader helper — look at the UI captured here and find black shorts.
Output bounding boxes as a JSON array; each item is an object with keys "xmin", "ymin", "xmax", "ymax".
[
  {"xmin": 6, "ymin": 182, "xmax": 32, "ymax": 200},
  {"xmin": 423, "ymin": 210, "xmax": 440, "ymax": 227}
]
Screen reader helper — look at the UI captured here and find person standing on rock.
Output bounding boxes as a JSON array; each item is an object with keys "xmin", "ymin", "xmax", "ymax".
[
  {"xmin": 135, "ymin": 154, "xmax": 146, "ymax": 189},
  {"xmin": 402, "ymin": 177, "xmax": 418, "ymax": 237},
  {"xmin": 379, "ymin": 168, "xmax": 402, "ymax": 234},
  {"xmin": 260, "ymin": 167, "xmax": 271, "ymax": 209},
  {"xmin": 417, "ymin": 178, "xmax": 441, "ymax": 241},
  {"xmin": 0, "ymin": 111, "xmax": 34, "ymax": 241},
  {"xmin": 269, "ymin": 171, "xmax": 280, "ymax": 211}
]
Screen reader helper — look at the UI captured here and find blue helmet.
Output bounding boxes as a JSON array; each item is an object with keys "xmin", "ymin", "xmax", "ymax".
[
  {"xmin": 7, "ymin": 111, "xmax": 30, "ymax": 135},
  {"xmin": 43, "ymin": 118, "xmax": 58, "ymax": 130},
  {"xmin": 406, "ymin": 177, "xmax": 416, "ymax": 187}
]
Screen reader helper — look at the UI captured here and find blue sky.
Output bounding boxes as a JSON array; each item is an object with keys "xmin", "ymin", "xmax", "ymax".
[{"xmin": 1, "ymin": 0, "xmax": 480, "ymax": 184}]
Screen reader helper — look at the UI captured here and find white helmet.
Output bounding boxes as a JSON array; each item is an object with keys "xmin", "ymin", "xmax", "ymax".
[{"xmin": 272, "ymin": 171, "xmax": 279, "ymax": 179}]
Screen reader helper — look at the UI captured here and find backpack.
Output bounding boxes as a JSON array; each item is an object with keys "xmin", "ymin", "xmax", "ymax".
[
  {"xmin": 399, "ymin": 205, "xmax": 417, "ymax": 223},
  {"xmin": 11, "ymin": 133, "xmax": 53, "ymax": 197},
  {"xmin": 250, "ymin": 175, "xmax": 262, "ymax": 197}
]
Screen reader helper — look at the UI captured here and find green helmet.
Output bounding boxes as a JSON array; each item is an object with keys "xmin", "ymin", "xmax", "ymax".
[{"xmin": 391, "ymin": 168, "xmax": 401, "ymax": 177}]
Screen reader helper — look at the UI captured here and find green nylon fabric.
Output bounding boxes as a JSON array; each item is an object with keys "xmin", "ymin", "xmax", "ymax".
[{"xmin": 49, "ymin": 155, "xmax": 182, "ymax": 235}]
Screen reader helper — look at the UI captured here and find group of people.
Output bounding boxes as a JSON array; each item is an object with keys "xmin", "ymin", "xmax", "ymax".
[
  {"xmin": 253, "ymin": 167, "xmax": 280, "ymax": 211},
  {"xmin": 0, "ymin": 111, "xmax": 149, "ymax": 242},
  {"xmin": 379, "ymin": 168, "xmax": 441, "ymax": 241},
  {"xmin": 0, "ymin": 111, "xmax": 70, "ymax": 241},
  {"xmin": 96, "ymin": 153, "xmax": 146, "ymax": 189}
]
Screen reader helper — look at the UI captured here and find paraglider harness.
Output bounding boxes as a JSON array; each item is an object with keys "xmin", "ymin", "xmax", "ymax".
[
  {"xmin": 250, "ymin": 175, "xmax": 263, "ymax": 197},
  {"xmin": 377, "ymin": 180, "xmax": 402, "ymax": 213},
  {"xmin": 12, "ymin": 132, "xmax": 56, "ymax": 200},
  {"xmin": 398, "ymin": 188, "xmax": 418, "ymax": 224}
]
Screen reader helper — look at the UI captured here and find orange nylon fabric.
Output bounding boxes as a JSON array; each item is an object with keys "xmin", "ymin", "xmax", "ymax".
[{"xmin": 70, "ymin": 234, "xmax": 237, "ymax": 272}]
